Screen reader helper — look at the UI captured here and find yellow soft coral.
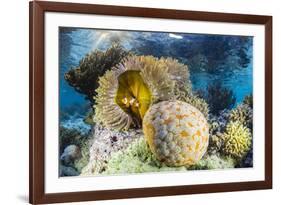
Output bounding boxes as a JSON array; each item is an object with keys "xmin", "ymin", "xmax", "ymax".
[{"xmin": 221, "ymin": 121, "xmax": 252, "ymax": 159}]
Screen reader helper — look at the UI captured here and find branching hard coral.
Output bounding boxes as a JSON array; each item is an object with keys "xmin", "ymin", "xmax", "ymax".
[
  {"xmin": 240, "ymin": 146, "xmax": 253, "ymax": 168},
  {"xmin": 228, "ymin": 94, "xmax": 253, "ymax": 131},
  {"xmin": 203, "ymin": 82, "xmax": 236, "ymax": 115},
  {"xmin": 229, "ymin": 103, "xmax": 253, "ymax": 130},
  {"xmin": 242, "ymin": 94, "xmax": 253, "ymax": 108},
  {"xmin": 64, "ymin": 44, "xmax": 130, "ymax": 103},
  {"xmin": 221, "ymin": 121, "xmax": 252, "ymax": 160},
  {"xmin": 94, "ymin": 55, "xmax": 189, "ymax": 130},
  {"xmin": 189, "ymin": 154, "xmax": 235, "ymax": 170},
  {"xmin": 208, "ymin": 133, "xmax": 224, "ymax": 154},
  {"xmin": 207, "ymin": 110, "xmax": 230, "ymax": 154},
  {"xmin": 104, "ymin": 138, "xmax": 186, "ymax": 175}
]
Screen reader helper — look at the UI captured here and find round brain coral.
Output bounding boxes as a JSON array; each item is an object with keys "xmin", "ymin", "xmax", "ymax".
[
  {"xmin": 143, "ymin": 100, "xmax": 209, "ymax": 166},
  {"xmin": 94, "ymin": 55, "xmax": 189, "ymax": 130}
]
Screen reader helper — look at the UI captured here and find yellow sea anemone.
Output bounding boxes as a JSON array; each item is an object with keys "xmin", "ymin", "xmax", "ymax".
[{"xmin": 94, "ymin": 55, "xmax": 189, "ymax": 130}]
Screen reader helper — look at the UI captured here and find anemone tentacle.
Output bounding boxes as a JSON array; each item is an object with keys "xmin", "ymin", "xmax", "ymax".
[{"xmin": 94, "ymin": 55, "xmax": 190, "ymax": 130}]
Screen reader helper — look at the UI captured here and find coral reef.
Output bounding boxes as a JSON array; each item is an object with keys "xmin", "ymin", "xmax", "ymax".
[
  {"xmin": 60, "ymin": 145, "xmax": 81, "ymax": 165},
  {"xmin": 209, "ymin": 110, "xmax": 229, "ymax": 135},
  {"xmin": 59, "ymin": 29, "xmax": 254, "ymax": 176},
  {"xmin": 207, "ymin": 95, "xmax": 253, "ymax": 162},
  {"xmin": 228, "ymin": 94, "xmax": 253, "ymax": 131},
  {"xmin": 240, "ymin": 146, "xmax": 253, "ymax": 167},
  {"xmin": 175, "ymin": 86, "xmax": 209, "ymax": 118},
  {"xmin": 94, "ymin": 55, "xmax": 189, "ymax": 130},
  {"xmin": 143, "ymin": 100, "xmax": 209, "ymax": 166},
  {"xmin": 59, "ymin": 126, "xmax": 92, "ymax": 175},
  {"xmin": 59, "ymin": 126, "xmax": 84, "ymax": 154},
  {"xmin": 229, "ymin": 104, "xmax": 253, "ymax": 130},
  {"xmin": 73, "ymin": 136, "xmax": 91, "ymax": 173},
  {"xmin": 132, "ymin": 33, "xmax": 252, "ymax": 72},
  {"xmin": 61, "ymin": 116, "xmax": 91, "ymax": 135},
  {"xmin": 64, "ymin": 44, "xmax": 130, "ymax": 103},
  {"xmin": 242, "ymin": 94, "xmax": 253, "ymax": 108},
  {"xmin": 208, "ymin": 133, "xmax": 224, "ymax": 155},
  {"xmin": 207, "ymin": 110, "xmax": 230, "ymax": 154},
  {"xmin": 184, "ymin": 95, "xmax": 209, "ymax": 119},
  {"xmin": 221, "ymin": 121, "xmax": 252, "ymax": 160},
  {"xmin": 187, "ymin": 53, "xmax": 209, "ymax": 72},
  {"xmin": 104, "ymin": 139, "xmax": 235, "ymax": 174},
  {"xmin": 60, "ymin": 164, "xmax": 80, "ymax": 176},
  {"xmin": 59, "ymin": 126, "xmax": 90, "ymax": 152},
  {"xmin": 81, "ymin": 124, "xmax": 143, "ymax": 175},
  {"xmin": 202, "ymin": 82, "xmax": 236, "ymax": 115},
  {"xmin": 105, "ymin": 138, "xmax": 186, "ymax": 174},
  {"xmin": 189, "ymin": 154, "xmax": 235, "ymax": 170}
]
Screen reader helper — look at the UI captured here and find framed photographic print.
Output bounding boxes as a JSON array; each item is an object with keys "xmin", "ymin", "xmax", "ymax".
[{"xmin": 29, "ymin": 1, "xmax": 272, "ymax": 204}]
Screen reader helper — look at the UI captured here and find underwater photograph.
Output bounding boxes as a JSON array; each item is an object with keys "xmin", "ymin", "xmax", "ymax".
[{"xmin": 59, "ymin": 27, "xmax": 253, "ymax": 177}]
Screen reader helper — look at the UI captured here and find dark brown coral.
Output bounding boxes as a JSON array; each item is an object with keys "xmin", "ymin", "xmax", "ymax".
[{"xmin": 64, "ymin": 44, "xmax": 130, "ymax": 103}]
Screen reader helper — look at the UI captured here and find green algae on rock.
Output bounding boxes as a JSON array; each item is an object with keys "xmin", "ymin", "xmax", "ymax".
[
  {"xmin": 94, "ymin": 55, "xmax": 189, "ymax": 130},
  {"xmin": 104, "ymin": 138, "xmax": 234, "ymax": 175},
  {"xmin": 189, "ymin": 154, "xmax": 235, "ymax": 170},
  {"xmin": 105, "ymin": 137, "xmax": 188, "ymax": 174}
]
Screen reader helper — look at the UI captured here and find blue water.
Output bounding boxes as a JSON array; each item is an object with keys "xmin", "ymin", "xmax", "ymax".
[{"xmin": 59, "ymin": 28, "xmax": 253, "ymax": 121}]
